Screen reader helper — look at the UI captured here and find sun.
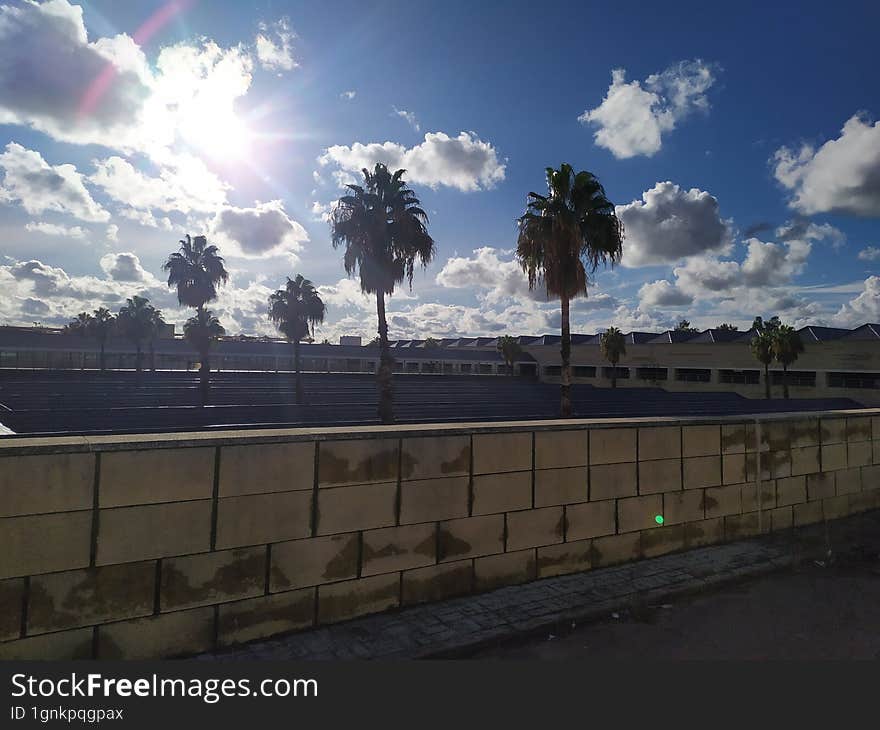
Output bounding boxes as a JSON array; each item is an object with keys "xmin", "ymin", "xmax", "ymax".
[{"xmin": 179, "ymin": 100, "xmax": 253, "ymax": 162}]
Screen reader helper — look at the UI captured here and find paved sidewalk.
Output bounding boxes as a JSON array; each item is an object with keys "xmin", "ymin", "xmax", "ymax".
[{"xmin": 197, "ymin": 510, "xmax": 880, "ymax": 660}]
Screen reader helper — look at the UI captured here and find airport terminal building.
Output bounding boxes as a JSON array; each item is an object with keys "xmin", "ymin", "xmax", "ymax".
[{"xmin": 3, "ymin": 323, "xmax": 880, "ymax": 404}]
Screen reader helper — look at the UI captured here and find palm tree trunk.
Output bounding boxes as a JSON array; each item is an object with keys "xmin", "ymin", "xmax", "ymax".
[
  {"xmin": 294, "ymin": 338, "xmax": 304, "ymax": 405},
  {"xmin": 376, "ymin": 290, "xmax": 394, "ymax": 424},
  {"xmin": 135, "ymin": 344, "xmax": 142, "ymax": 373},
  {"xmin": 199, "ymin": 347, "xmax": 210, "ymax": 405},
  {"xmin": 783, "ymin": 363, "xmax": 789, "ymax": 399},
  {"xmin": 611, "ymin": 359, "xmax": 618, "ymax": 389},
  {"xmin": 560, "ymin": 294, "xmax": 572, "ymax": 418},
  {"xmin": 764, "ymin": 363, "xmax": 770, "ymax": 399},
  {"xmin": 149, "ymin": 340, "xmax": 156, "ymax": 372},
  {"xmin": 99, "ymin": 339, "xmax": 105, "ymax": 372}
]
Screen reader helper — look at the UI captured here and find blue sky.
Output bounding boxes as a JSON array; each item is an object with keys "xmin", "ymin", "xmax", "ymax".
[{"xmin": 1, "ymin": 0, "xmax": 879, "ymax": 340}]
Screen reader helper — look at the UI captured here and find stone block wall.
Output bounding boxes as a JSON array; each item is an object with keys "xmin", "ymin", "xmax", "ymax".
[{"xmin": 2, "ymin": 412, "xmax": 879, "ymax": 659}]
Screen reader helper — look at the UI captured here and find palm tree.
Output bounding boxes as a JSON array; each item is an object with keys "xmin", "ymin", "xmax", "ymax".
[
  {"xmin": 184, "ymin": 309, "xmax": 225, "ymax": 390},
  {"xmin": 92, "ymin": 307, "xmax": 115, "ymax": 372},
  {"xmin": 750, "ymin": 328, "xmax": 775, "ymax": 399},
  {"xmin": 66, "ymin": 312, "xmax": 93, "ymax": 336},
  {"xmin": 117, "ymin": 296, "xmax": 155, "ymax": 375},
  {"xmin": 147, "ymin": 308, "xmax": 166, "ymax": 372},
  {"xmin": 516, "ymin": 164, "xmax": 624, "ymax": 416},
  {"xmin": 423, "ymin": 337, "xmax": 441, "ymax": 349},
  {"xmin": 268, "ymin": 274, "xmax": 326, "ymax": 404},
  {"xmin": 163, "ymin": 234, "xmax": 229, "ymax": 401},
  {"xmin": 330, "ymin": 163, "xmax": 435, "ymax": 423},
  {"xmin": 772, "ymin": 325, "xmax": 804, "ymax": 399},
  {"xmin": 497, "ymin": 335, "xmax": 523, "ymax": 376},
  {"xmin": 717, "ymin": 323, "xmax": 739, "ymax": 331},
  {"xmin": 675, "ymin": 319, "xmax": 698, "ymax": 332},
  {"xmin": 600, "ymin": 326, "xmax": 626, "ymax": 388}
]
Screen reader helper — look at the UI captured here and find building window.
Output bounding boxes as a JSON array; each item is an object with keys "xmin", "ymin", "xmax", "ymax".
[
  {"xmin": 544, "ymin": 365, "xmax": 562, "ymax": 377},
  {"xmin": 459, "ymin": 363, "xmax": 472, "ymax": 374},
  {"xmin": 675, "ymin": 368, "xmax": 711, "ymax": 383},
  {"xmin": 719, "ymin": 369, "xmax": 760, "ymax": 385},
  {"xmin": 602, "ymin": 366, "xmax": 630, "ymax": 379},
  {"xmin": 770, "ymin": 371, "xmax": 816, "ymax": 387},
  {"xmin": 826, "ymin": 372, "xmax": 880, "ymax": 389},
  {"xmin": 406, "ymin": 362, "xmax": 419, "ymax": 373},
  {"xmin": 636, "ymin": 367, "xmax": 668, "ymax": 381},
  {"xmin": 478, "ymin": 363, "xmax": 492, "ymax": 374},
  {"xmin": 572, "ymin": 366, "xmax": 596, "ymax": 378}
]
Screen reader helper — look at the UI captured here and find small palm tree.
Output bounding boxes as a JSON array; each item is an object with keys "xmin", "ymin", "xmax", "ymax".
[
  {"xmin": 516, "ymin": 164, "xmax": 624, "ymax": 416},
  {"xmin": 163, "ymin": 234, "xmax": 229, "ymax": 402},
  {"xmin": 66, "ymin": 312, "xmax": 93, "ymax": 336},
  {"xmin": 423, "ymin": 337, "xmax": 441, "ymax": 349},
  {"xmin": 117, "ymin": 296, "xmax": 155, "ymax": 375},
  {"xmin": 497, "ymin": 335, "xmax": 523, "ymax": 376},
  {"xmin": 92, "ymin": 307, "xmax": 115, "ymax": 372},
  {"xmin": 268, "ymin": 274, "xmax": 326, "ymax": 404},
  {"xmin": 717, "ymin": 323, "xmax": 739, "ymax": 331},
  {"xmin": 147, "ymin": 308, "xmax": 166, "ymax": 372},
  {"xmin": 600, "ymin": 326, "xmax": 626, "ymax": 388},
  {"xmin": 330, "ymin": 163, "xmax": 435, "ymax": 423},
  {"xmin": 184, "ymin": 309, "xmax": 225, "ymax": 389},
  {"xmin": 772, "ymin": 325, "xmax": 804, "ymax": 399},
  {"xmin": 751, "ymin": 316, "xmax": 781, "ymax": 399}
]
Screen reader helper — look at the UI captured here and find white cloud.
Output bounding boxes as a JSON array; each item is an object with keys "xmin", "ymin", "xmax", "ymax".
[
  {"xmin": 0, "ymin": 143, "xmax": 109, "ymax": 222},
  {"xmin": 616, "ymin": 181, "xmax": 733, "ymax": 267},
  {"xmin": 24, "ymin": 221, "xmax": 86, "ymax": 238},
  {"xmin": 393, "ymin": 107, "xmax": 420, "ymax": 132},
  {"xmin": 106, "ymin": 224, "xmax": 119, "ymax": 242},
  {"xmin": 99, "ymin": 252, "xmax": 153, "ymax": 283},
  {"xmin": 255, "ymin": 18, "xmax": 297, "ymax": 72},
  {"xmin": 773, "ymin": 114, "xmax": 880, "ymax": 217},
  {"xmin": 340, "ymin": 90, "xmax": 356, "ymax": 100},
  {"xmin": 210, "ymin": 200, "xmax": 308, "ymax": 259},
  {"xmin": 436, "ymin": 247, "xmax": 544, "ymax": 305},
  {"xmin": 834, "ymin": 276, "xmax": 880, "ymax": 326},
  {"xmin": 638, "ymin": 279, "xmax": 693, "ymax": 307},
  {"xmin": 319, "ymin": 131, "xmax": 506, "ymax": 192},
  {"xmin": 579, "ymin": 60, "xmax": 717, "ymax": 158},
  {"xmin": 117, "ymin": 207, "xmax": 173, "ymax": 230},
  {"xmin": 605, "ymin": 305, "xmax": 676, "ymax": 332},
  {"xmin": 776, "ymin": 219, "xmax": 845, "ymax": 249},
  {"xmin": 858, "ymin": 246, "xmax": 880, "ymax": 262},
  {"xmin": 317, "ymin": 278, "xmax": 373, "ymax": 311}
]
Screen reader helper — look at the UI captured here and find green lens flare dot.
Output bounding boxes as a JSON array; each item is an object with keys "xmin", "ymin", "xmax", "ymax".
[{"xmin": 654, "ymin": 514, "xmax": 664, "ymax": 525}]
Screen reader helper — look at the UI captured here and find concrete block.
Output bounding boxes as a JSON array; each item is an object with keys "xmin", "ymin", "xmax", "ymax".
[
  {"xmin": 721, "ymin": 424, "xmax": 747, "ymax": 454},
  {"xmin": 790, "ymin": 418, "xmax": 820, "ymax": 448},
  {"xmin": 663, "ymin": 489, "xmax": 704, "ymax": 525},
  {"xmin": 861, "ymin": 464, "xmax": 880, "ymax": 491},
  {"xmin": 590, "ymin": 462, "xmax": 637, "ymax": 500},
  {"xmin": 821, "ymin": 418, "xmax": 846, "ymax": 445},
  {"xmin": 847, "ymin": 441, "xmax": 872, "ymax": 468},
  {"xmin": 768, "ymin": 450, "xmax": 792, "ymax": 479},
  {"xmin": 473, "ymin": 432, "xmax": 532, "ymax": 474},
  {"xmin": 318, "ymin": 439, "xmax": 398, "ymax": 487},
  {"xmin": 315, "ymin": 482, "xmax": 396, "ymax": 535},
  {"xmin": 589, "ymin": 532, "xmax": 641, "ymax": 567},
  {"xmin": 0, "ymin": 511, "xmax": 92, "ymax": 579},
  {"xmin": 535, "ymin": 466, "xmax": 588, "ymax": 506},
  {"xmin": 401, "ymin": 560, "xmax": 473, "ymax": 605},
  {"xmin": 472, "ymin": 471, "xmax": 531, "ymax": 515},
  {"xmin": 724, "ymin": 512, "xmax": 763, "ymax": 540},
  {"xmin": 793, "ymin": 500, "xmax": 823, "ymax": 526},
  {"xmin": 776, "ymin": 475, "xmax": 807, "ymax": 507},
  {"xmin": 703, "ymin": 483, "xmax": 742, "ymax": 519},
  {"xmin": 217, "ymin": 588, "xmax": 314, "ymax": 647},
  {"xmin": 683, "ymin": 456, "xmax": 722, "ymax": 490},
  {"xmin": 764, "ymin": 422, "xmax": 791, "ymax": 452},
  {"xmin": 791, "ymin": 446, "xmax": 820, "ymax": 476},
  {"xmin": 638, "ymin": 458, "xmax": 681, "ymax": 495},
  {"xmin": 506, "ymin": 506, "xmax": 564, "ymax": 551},
  {"xmin": 399, "ymin": 476, "xmax": 469, "ymax": 523},
  {"xmin": 722, "ymin": 453, "xmax": 747, "ymax": 485},
  {"xmin": 537, "ymin": 539, "xmax": 592, "ymax": 578},
  {"xmin": 745, "ymin": 452, "xmax": 771, "ymax": 482},
  {"xmin": 0, "ymin": 627, "xmax": 93, "ymax": 660},
  {"xmin": 216, "ymin": 491, "xmax": 312, "ymax": 550},
  {"xmin": 846, "ymin": 417, "xmax": 872, "ymax": 442},
  {"xmin": 823, "ymin": 495, "xmax": 850, "ymax": 520},
  {"xmin": 682, "ymin": 425, "xmax": 720, "ymax": 457},
  {"xmin": 535, "ymin": 430, "xmax": 588, "ymax": 469},
  {"xmin": 361, "ymin": 523, "xmax": 436, "ymax": 576},
  {"xmin": 474, "ymin": 549, "xmax": 536, "ymax": 592},
  {"xmin": 589, "ymin": 428, "xmax": 636, "ymax": 465},
  {"xmin": 770, "ymin": 506, "xmax": 793, "ymax": 532},
  {"xmin": 617, "ymin": 494, "xmax": 662, "ymax": 534},
  {"xmin": 807, "ymin": 472, "xmax": 835, "ymax": 501},
  {"xmin": 437, "ymin": 514, "xmax": 504, "ymax": 562},
  {"xmin": 219, "ymin": 442, "xmax": 314, "ymax": 496},
  {"xmin": 28, "ymin": 562, "xmax": 155, "ymax": 634},
  {"xmin": 683, "ymin": 518, "xmax": 724, "ymax": 548},
  {"xmin": 0, "ymin": 578, "xmax": 23, "ymax": 641},
  {"xmin": 100, "ymin": 448, "xmax": 214, "ymax": 507},
  {"xmin": 161, "ymin": 547, "xmax": 266, "ymax": 611},
  {"xmin": 97, "ymin": 606, "xmax": 215, "ymax": 659},
  {"xmin": 318, "ymin": 573, "xmax": 399, "ymax": 624},
  {"xmin": 638, "ymin": 426, "xmax": 681, "ymax": 461},
  {"xmin": 835, "ymin": 468, "xmax": 861, "ymax": 496},
  {"xmin": 565, "ymin": 500, "xmax": 615, "ymax": 541},
  {"xmin": 641, "ymin": 524, "xmax": 684, "ymax": 558},
  {"xmin": 0, "ymin": 453, "xmax": 94, "ymax": 517},
  {"xmin": 400, "ymin": 435, "xmax": 470, "ymax": 480},
  {"xmin": 270, "ymin": 533, "xmax": 359, "ymax": 591},
  {"xmin": 741, "ymin": 481, "xmax": 776, "ymax": 512}
]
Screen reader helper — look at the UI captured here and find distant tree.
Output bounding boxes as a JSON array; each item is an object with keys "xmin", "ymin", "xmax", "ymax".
[
  {"xmin": 752, "ymin": 316, "xmax": 780, "ymax": 333},
  {"xmin": 717, "ymin": 323, "xmax": 739, "ymax": 331},
  {"xmin": 117, "ymin": 296, "xmax": 156, "ymax": 376},
  {"xmin": 772, "ymin": 324, "xmax": 805, "ymax": 399},
  {"xmin": 321, "ymin": 338, "xmax": 331, "ymax": 345},
  {"xmin": 497, "ymin": 335, "xmax": 523, "ymax": 376},
  {"xmin": 423, "ymin": 337, "xmax": 441, "ymax": 349},
  {"xmin": 516, "ymin": 164, "xmax": 624, "ymax": 416},
  {"xmin": 91, "ymin": 307, "xmax": 115, "ymax": 372},
  {"xmin": 184, "ymin": 309, "xmax": 225, "ymax": 388},
  {"xmin": 147, "ymin": 307, "xmax": 165, "ymax": 371},
  {"xmin": 66, "ymin": 312, "xmax": 94, "ymax": 336},
  {"xmin": 674, "ymin": 319, "xmax": 699, "ymax": 333},
  {"xmin": 268, "ymin": 274, "xmax": 326, "ymax": 404},
  {"xmin": 600, "ymin": 326, "xmax": 626, "ymax": 388},
  {"xmin": 330, "ymin": 163, "xmax": 435, "ymax": 423},
  {"xmin": 163, "ymin": 234, "xmax": 229, "ymax": 402}
]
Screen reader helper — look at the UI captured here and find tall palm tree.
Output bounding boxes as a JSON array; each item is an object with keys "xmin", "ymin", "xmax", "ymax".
[
  {"xmin": 147, "ymin": 308, "xmax": 166, "ymax": 372},
  {"xmin": 330, "ymin": 163, "xmax": 435, "ymax": 423},
  {"xmin": 92, "ymin": 307, "xmax": 115, "ymax": 372},
  {"xmin": 268, "ymin": 274, "xmax": 326, "ymax": 404},
  {"xmin": 750, "ymin": 316, "xmax": 780, "ymax": 399},
  {"xmin": 497, "ymin": 335, "xmax": 523, "ymax": 376},
  {"xmin": 772, "ymin": 325, "xmax": 804, "ymax": 399},
  {"xmin": 163, "ymin": 234, "xmax": 229, "ymax": 402},
  {"xmin": 516, "ymin": 164, "xmax": 624, "ymax": 416},
  {"xmin": 117, "ymin": 296, "xmax": 155, "ymax": 375},
  {"xmin": 66, "ymin": 312, "xmax": 93, "ymax": 336},
  {"xmin": 184, "ymin": 309, "xmax": 225, "ymax": 391},
  {"xmin": 600, "ymin": 326, "xmax": 626, "ymax": 388}
]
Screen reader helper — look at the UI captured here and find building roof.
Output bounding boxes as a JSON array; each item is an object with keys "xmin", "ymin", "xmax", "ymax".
[
  {"xmin": 647, "ymin": 330, "xmax": 702, "ymax": 344},
  {"xmin": 797, "ymin": 326, "xmax": 851, "ymax": 342},
  {"xmin": 688, "ymin": 328, "xmax": 745, "ymax": 344},
  {"xmin": 842, "ymin": 324, "xmax": 880, "ymax": 340}
]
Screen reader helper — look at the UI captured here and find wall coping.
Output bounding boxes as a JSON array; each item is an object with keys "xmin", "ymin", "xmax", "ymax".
[{"xmin": 0, "ymin": 407, "xmax": 877, "ymax": 456}]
